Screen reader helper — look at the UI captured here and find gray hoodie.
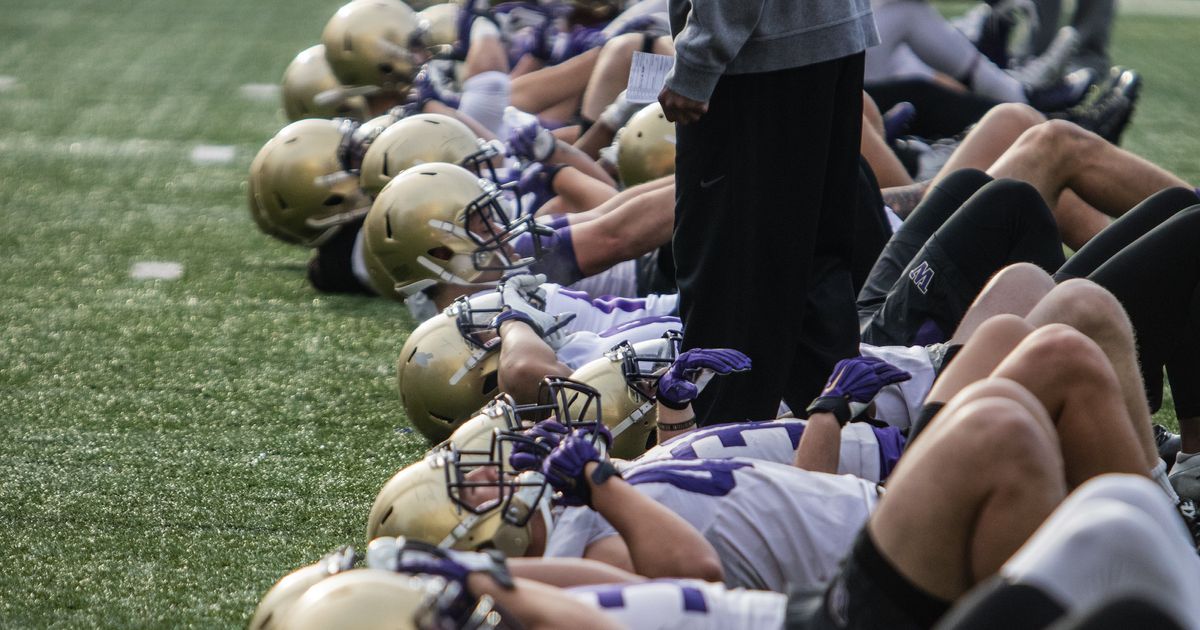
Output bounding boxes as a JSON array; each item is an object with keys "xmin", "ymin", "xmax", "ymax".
[{"xmin": 664, "ymin": 0, "xmax": 879, "ymax": 102}]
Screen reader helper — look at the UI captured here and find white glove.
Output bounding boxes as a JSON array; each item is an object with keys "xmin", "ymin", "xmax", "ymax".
[
  {"xmin": 597, "ymin": 90, "xmax": 639, "ymax": 131},
  {"xmin": 497, "ymin": 273, "xmax": 574, "ymax": 349}
]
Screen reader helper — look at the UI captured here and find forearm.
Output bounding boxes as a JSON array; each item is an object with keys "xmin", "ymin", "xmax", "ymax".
[
  {"xmin": 552, "ymin": 167, "xmax": 619, "ymax": 213},
  {"xmin": 574, "ymin": 185, "xmax": 672, "ymax": 274},
  {"xmin": 792, "ymin": 413, "xmax": 841, "ymax": 473},
  {"xmin": 656, "ymin": 402, "xmax": 698, "ymax": 444},
  {"xmin": 548, "ymin": 141, "xmax": 617, "ymax": 188},
  {"xmin": 587, "ymin": 463, "xmax": 723, "ymax": 581},
  {"xmin": 569, "ymin": 176, "xmax": 672, "ymax": 224},
  {"xmin": 467, "ymin": 574, "xmax": 622, "ymax": 630},
  {"xmin": 510, "ymin": 557, "xmax": 643, "ymax": 587},
  {"xmin": 497, "ymin": 320, "xmax": 571, "ymax": 403}
]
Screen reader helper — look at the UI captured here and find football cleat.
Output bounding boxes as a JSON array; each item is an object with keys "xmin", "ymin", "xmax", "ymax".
[
  {"xmin": 1026, "ymin": 67, "xmax": 1096, "ymax": 112},
  {"xmin": 1153, "ymin": 423, "xmax": 1182, "ymax": 471},
  {"xmin": 248, "ymin": 119, "xmax": 370, "ymax": 246},
  {"xmin": 616, "ymin": 102, "xmax": 676, "ymax": 188},
  {"xmin": 281, "ymin": 45, "xmax": 373, "ymax": 122},
  {"xmin": 1059, "ymin": 66, "xmax": 1141, "ymax": 145},
  {"xmin": 1170, "ymin": 451, "xmax": 1200, "ymax": 503},
  {"xmin": 1007, "ymin": 25, "xmax": 1080, "ymax": 91}
]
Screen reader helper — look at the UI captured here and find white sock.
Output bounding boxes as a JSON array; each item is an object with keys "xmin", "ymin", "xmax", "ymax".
[
  {"xmin": 970, "ymin": 58, "xmax": 1028, "ymax": 103},
  {"xmin": 470, "ymin": 18, "xmax": 500, "ymax": 43},
  {"xmin": 1151, "ymin": 459, "xmax": 1180, "ymax": 502}
]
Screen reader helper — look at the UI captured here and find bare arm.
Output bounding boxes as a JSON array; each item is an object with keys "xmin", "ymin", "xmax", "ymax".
[
  {"xmin": 550, "ymin": 167, "xmax": 619, "ymax": 213},
  {"xmin": 510, "ymin": 557, "xmax": 643, "ymax": 587},
  {"xmin": 466, "ymin": 574, "xmax": 623, "ymax": 630},
  {"xmin": 572, "ymin": 184, "xmax": 673, "ymax": 275},
  {"xmin": 497, "ymin": 320, "xmax": 572, "ymax": 403},
  {"xmin": 791, "ymin": 413, "xmax": 841, "ymax": 474},
  {"xmin": 585, "ymin": 461, "xmax": 724, "ymax": 582}
]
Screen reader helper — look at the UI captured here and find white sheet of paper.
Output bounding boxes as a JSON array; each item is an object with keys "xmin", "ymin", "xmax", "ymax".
[
  {"xmin": 626, "ymin": 52, "xmax": 674, "ymax": 104},
  {"xmin": 131, "ymin": 261, "xmax": 183, "ymax": 280}
]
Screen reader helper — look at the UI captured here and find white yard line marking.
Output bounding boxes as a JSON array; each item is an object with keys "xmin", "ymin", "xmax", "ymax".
[
  {"xmin": 190, "ymin": 144, "xmax": 236, "ymax": 165},
  {"xmin": 239, "ymin": 83, "xmax": 280, "ymax": 102},
  {"xmin": 0, "ymin": 76, "xmax": 18, "ymax": 92},
  {"xmin": 130, "ymin": 261, "xmax": 184, "ymax": 280}
]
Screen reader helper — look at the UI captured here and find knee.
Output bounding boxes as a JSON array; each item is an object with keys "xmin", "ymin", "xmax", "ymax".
[
  {"xmin": 982, "ymin": 102, "xmax": 1045, "ymax": 133},
  {"xmin": 599, "ymin": 33, "xmax": 642, "ymax": 62},
  {"xmin": 1018, "ymin": 324, "xmax": 1118, "ymax": 386},
  {"xmin": 952, "ymin": 394, "xmax": 1061, "ymax": 469},
  {"xmin": 971, "ymin": 313, "xmax": 1035, "ymax": 346},
  {"xmin": 1019, "ymin": 119, "xmax": 1093, "ymax": 155},
  {"xmin": 978, "ymin": 178, "xmax": 1055, "ymax": 225},
  {"xmin": 991, "ymin": 263, "xmax": 1056, "ymax": 295},
  {"xmin": 1041, "ymin": 280, "xmax": 1133, "ymax": 339}
]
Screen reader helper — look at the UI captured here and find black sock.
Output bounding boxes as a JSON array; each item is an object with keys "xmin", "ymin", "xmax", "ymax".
[{"xmin": 905, "ymin": 401, "xmax": 946, "ymax": 447}]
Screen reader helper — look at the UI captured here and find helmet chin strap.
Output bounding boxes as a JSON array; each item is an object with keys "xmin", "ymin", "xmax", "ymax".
[
  {"xmin": 449, "ymin": 346, "xmax": 491, "ymax": 386},
  {"xmin": 609, "ymin": 399, "xmax": 654, "ymax": 440},
  {"xmin": 515, "ymin": 472, "xmax": 555, "ymax": 545}
]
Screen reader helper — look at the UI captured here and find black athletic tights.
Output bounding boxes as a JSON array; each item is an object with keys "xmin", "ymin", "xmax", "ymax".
[{"xmin": 1056, "ymin": 187, "xmax": 1200, "ymax": 416}]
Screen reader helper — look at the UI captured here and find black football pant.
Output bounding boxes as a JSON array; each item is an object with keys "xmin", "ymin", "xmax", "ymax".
[
  {"xmin": 1056, "ymin": 187, "xmax": 1200, "ymax": 415},
  {"xmin": 674, "ymin": 54, "xmax": 864, "ymax": 424},
  {"xmin": 866, "ymin": 79, "xmax": 999, "ymax": 139},
  {"xmin": 858, "ymin": 169, "xmax": 1065, "ymax": 346}
]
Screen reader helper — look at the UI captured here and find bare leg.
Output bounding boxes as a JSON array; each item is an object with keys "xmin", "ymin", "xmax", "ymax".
[
  {"xmin": 989, "ymin": 324, "xmax": 1149, "ymax": 487},
  {"xmin": 463, "ymin": 28, "xmax": 509, "ymax": 78},
  {"xmin": 1052, "ymin": 189, "xmax": 1112, "ymax": 250},
  {"xmin": 580, "ymin": 34, "xmax": 653, "ymax": 121},
  {"xmin": 930, "ymin": 314, "xmax": 1033, "ymax": 403},
  {"xmin": 872, "ymin": 378, "xmax": 1066, "ymax": 598},
  {"xmin": 862, "ymin": 115, "xmax": 914, "ymax": 188},
  {"xmin": 511, "ymin": 49, "xmax": 600, "ymax": 116},
  {"xmin": 1023, "ymin": 280, "xmax": 1158, "ymax": 467},
  {"xmin": 950, "ymin": 263, "xmax": 1055, "ymax": 344},
  {"xmin": 931, "ymin": 103, "xmax": 1045, "ymax": 187},
  {"xmin": 988, "ymin": 120, "xmax": 1191, "ymax": 219}
]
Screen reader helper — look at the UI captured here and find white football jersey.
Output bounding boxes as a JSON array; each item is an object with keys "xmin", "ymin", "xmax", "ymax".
[
  {"xmin": 636, "ymin": 420, "xmax": 899, "ymax": 483},
  {"xmin": 570, "ymin": 259, "xmax": 640, "ymax": 299},
  {"xmin": 568, "ymin": 579, "xmax": 786, "ymax": 630},
  {"xmin": 544, "ymin": 284, "xmax": 678, "ymax": 335},
  {"xmin": 859, "ymin": 343, "xmax": 936, "ymax": 430},
  {"xmin": 556, "ymin": 316, "xmax": 681, "ymax": 371},
  {"xmin": 544, "ymin": 458, "xmax": 879, "ymax": 592}
]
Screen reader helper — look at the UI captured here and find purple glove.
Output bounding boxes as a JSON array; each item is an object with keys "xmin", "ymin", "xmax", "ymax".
[
  {"xmin": 506, "ymin": 111, "xmax": 556, "ymax": 163},
  {"xmin": 410, "ymin": 64, "xmax": 461, "ymax": 109},
  {"xmin": 549, "ymin": 25, "xmax": 607, "ymax": 65},
  {"xmin": 516, "ymin": 162, "xmax": 560, "ymax": 212},
  {"xmin": 541, "ymin": 430, "xmax": 603, "ymax": 507},
  {"xmin": 656, "ymin": 349, "xmax": 752, "ymax": 410},
  {"xmin": 821, "ymin": 356, "xmax": 912, "ymax": 403},
  {"xmin": 508, "ymin": 420, "xmax": 571, "ymax": 471}
]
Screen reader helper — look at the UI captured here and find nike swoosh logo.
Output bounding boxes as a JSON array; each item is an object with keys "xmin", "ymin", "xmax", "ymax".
[{"xmin": 699, "ymin": 175, "xmax": 725, "ymax": 189}]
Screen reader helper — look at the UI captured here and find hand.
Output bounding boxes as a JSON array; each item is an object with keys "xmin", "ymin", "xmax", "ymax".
[
  {"xmin": 410, "ymin": 63, "xmax": 461, "ymax": 109},
  {"xmin": 821, "ymin": 356, "xmax": 912, "ymax": 404},
  {"xmin": 493, "ymin": 273, "xmax": 574, "ymax": 348},
  {"xmin": 656, "ymin": 348, "xmax": 751, "ymax": 409},
  {"xmin": 504, "ymin": 107, "xmax": 556, "ymax": 163},
  {"xmin": 516, "ymin": 162, "xmax": 557, "ymax": 211},
  {"xmin": 541, "ymin": 430, "xmax": 604, "ymax": 506},
  {"xmin": 508, "ymin": 420, "xmax": 571, "ymax": 471},
  {"xmin": 657, "ymin": 86, "xmax": 708, "ymax": 125},
  {"xmin": 367, "ymin": 536, "xmax": 514, "ymax": 590}
]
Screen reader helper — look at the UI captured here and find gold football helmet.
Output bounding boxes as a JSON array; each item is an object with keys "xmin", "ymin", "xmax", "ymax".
[
  {"xmin": 248, "ymin": 547, "xmax": 357, "ymax": 630},
  {"xmin": 617, "ymin": 102, "xmax": 677, "ymax": 188},
  {"xmin": 248, "ymin": 119, "xmax": 370, "ymax": 246},
  {"xmin": 285, "ymin": 570, "xmax": 499, "ymax": 630},
  {"xmin": 359, "ymin": 113, "xmax": 499, "ymax": 197},
  {"xmin": 563, "ymin": 332, "xmax": 683, "ymax": 458},
  {"xmin": 281, "ymin": 45, "xmax": 373, "ymax": 122},
  {"xmin": 365, "ymin": 445, "xmax": 551, "ymax": 557},
  {"xmin": 395, "ymin": 292, "xmax": 505, "ymax": 442},
  {"xmin": 322, "ymin": 0, "xmax": 423, "ymax": 95},
  {"xmin": 415, "ymin": 3, "xmax": 460, "ymax": 49},
  {"xmin": 362, "ymin": 162, "xmax": 536, "ymax": 293}
]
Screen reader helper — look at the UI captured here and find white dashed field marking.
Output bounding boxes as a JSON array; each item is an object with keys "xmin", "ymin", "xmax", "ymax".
[
  {"xmin": 130, "ymin": 261, "xmax": 183, "ymax": 280},
  {"xmin": 239, "ymin": 83, "xmax": 280, "ymax": 102},
  {"xmin": 190, "ymin": 144, "xmax": 235, "ymax": 165},
  {"xmin": 0, "ymin": 76, "xmax": 17, "ymax": 91}
]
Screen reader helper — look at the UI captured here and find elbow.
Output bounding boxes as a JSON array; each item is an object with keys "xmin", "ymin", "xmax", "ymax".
[{"xmin": 690, "ymin": 554, "xmax": 724, "ymax": 583}]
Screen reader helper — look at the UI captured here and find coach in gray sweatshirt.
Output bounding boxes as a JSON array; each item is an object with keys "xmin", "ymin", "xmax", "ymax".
[{"xmin": 659, "ymin": 0, "xmax": 879, "ymax": 426}]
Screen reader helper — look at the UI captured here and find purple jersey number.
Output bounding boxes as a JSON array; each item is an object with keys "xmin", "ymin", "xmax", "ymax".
[{"xmin": 624, "ymin": 459, "xmax": 751, "ymax": 496}]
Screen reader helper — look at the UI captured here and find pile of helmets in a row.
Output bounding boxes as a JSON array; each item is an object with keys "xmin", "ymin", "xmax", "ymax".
[{"xmin": 245, "ymin": 1, "xmax": 683, "ymax": 626}]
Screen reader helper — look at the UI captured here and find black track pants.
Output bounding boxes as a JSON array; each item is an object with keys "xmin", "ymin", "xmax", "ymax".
[{"xmin": 674, "ymin": 54, "xmax": 865, "ymax": 424}]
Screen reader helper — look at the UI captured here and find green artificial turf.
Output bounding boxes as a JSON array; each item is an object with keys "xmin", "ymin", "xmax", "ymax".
[{"xmin": 0, "ymin": 2, "xmax": 1196, "ymax": 626}]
